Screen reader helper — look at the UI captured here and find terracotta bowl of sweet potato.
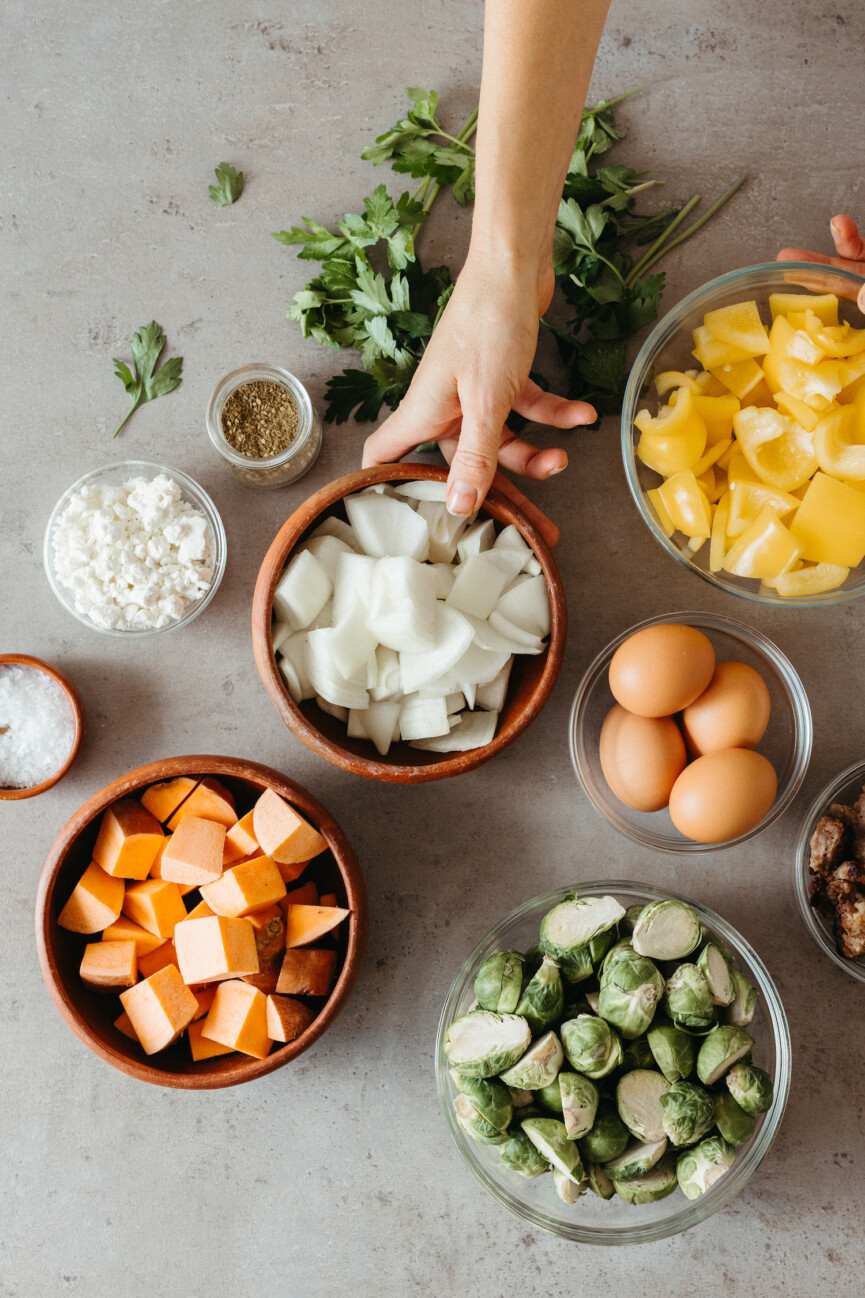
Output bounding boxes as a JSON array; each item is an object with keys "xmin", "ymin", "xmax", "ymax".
[
  {"xmin": 35, "ymin": 755, "xmax": 368, "ymax": 1089},
  {"xmin": 252, "ymin": 465, "xmax": 567, "ymax": 783}
]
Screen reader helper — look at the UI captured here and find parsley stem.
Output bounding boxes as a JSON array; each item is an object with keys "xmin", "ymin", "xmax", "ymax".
[
  {"xmin": 593, "ymin": 87, "xmax": 643, "ymax": 112},
  {"xmin": 635, "ymin": 176, "xmax": 748, "ymax": 279},
  {"xmin": 625, "ymin": 194, "xmax": 702, "ymax": 286},
  {"xmin": 113, "ymin": 402, "xmax": 139, "ymax": 439}
]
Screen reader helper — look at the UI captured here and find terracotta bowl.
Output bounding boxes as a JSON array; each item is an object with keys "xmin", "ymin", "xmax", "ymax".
[
  {"xmin": 35, "ymin": 755, "xmax": 368, "ymax": 1089},
  {"xmin": 252, "ymin": 465, "xmax": 567, "ymax": 782},
  {"xmin": 0, "ymin": 653, "xmax": 85, "ymax": 800}
]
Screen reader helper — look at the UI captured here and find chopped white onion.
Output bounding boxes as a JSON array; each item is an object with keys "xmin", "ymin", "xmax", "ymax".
[
  {"xmin": 345, "ymin": 493, "xmax": 430, "ymax": 561},
  {"xmin": 409, "ymin": 709, "xmax": 499, "ymax": 752},
  {"xmin": 445, "ymin": 553, "xmax": 510, "ymax": 619},
  {"xmin": 495, "ymin": 574, "xmax": 551, "ymax": 638},
  {"xmin": 399, "ymin": 606, "xmax": 474, "ymax": 694},
  {"xmin": 273, "ymin": 549, "xmax": 333, "ymax": 630},
  {"xmin": 399, "ymin": 694, "xmax": 450, "ymax": 740},
  {"xmin": 457, "ymin": 519, "xmax": 496, "ymax": 563}
]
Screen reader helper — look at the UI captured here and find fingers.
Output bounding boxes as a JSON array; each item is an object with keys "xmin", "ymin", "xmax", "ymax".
[
  {"xmin": 445, "ymin": 396, "xmax": 511, "ymax": 517},
  {"xmin": 776, "ymin": 246, "xmax": 834, "ymax": 266},
  {"xmin": 831, "ymin": 214, "xmax": 865, "ymax": 262},
  {"xmin": 496, "ymin": 431, "xmax": 568, "ymax": 480},
  {"xmin": 512, "ymin": 378, "xmax": 597, "ymax": 428}
]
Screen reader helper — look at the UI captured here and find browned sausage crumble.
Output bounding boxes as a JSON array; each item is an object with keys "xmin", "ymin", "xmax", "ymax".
[{"xmin": 809, "ymin": 786, "xmax": 865, "ymax": 960}]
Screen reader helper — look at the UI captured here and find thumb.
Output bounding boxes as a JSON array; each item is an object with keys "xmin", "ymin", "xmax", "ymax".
[
  {"xmin": 830, "ymin": 214, "xmax": 865, "ymax": 262},
  {"xmin": 446, "ymin": 399, "xmax": 508, "ymax": 517}
]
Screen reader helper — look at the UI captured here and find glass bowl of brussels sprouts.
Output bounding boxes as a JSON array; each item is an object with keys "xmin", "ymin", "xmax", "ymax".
[{"xmin": 436, "ymin": 882, "xmax": 790, "ymax": 1244}]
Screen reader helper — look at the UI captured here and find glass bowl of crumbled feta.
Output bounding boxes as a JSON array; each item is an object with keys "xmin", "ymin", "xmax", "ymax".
[{"xmin": 43, "ymin": 461, "xmax": 227, "ymax": 635}]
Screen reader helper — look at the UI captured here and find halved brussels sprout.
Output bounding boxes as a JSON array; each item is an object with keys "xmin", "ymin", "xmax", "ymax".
[
  {"xmin": 588, "ymin": 927, "xmax": 615, "ymax": 966},
  {"xmin": 603, "ymin": 1137, "xmax": 667, "ymax": 1182},
  {"xmin": 676, "ymin": 1135, "xmax": 735, "ymax": 1199},
  {"xmin": 540, "ymin": 895, "xmax": 626, "ymax": 962},
  {"xmin": 696, "ymin": 1025, "xmax": 754, "ymax": 1085},
  {"xmin": 616, "ymin": 1069, "xmax": 669, "ymax": 1142},
  {"xmin": 725, "ymin": 969, "xmax": 758, "ymax": 1027},
  {"xmin": 515, "ymin": 954, "xmax": 564, "ymax": 1035},
  {"xmin": 500, "ymin": 1030, "xmax": 563, "ymax": 1090},
  {"xmin": 553, "ymin": 1166, "xmax": 586, "ymax": 1204},
  {"xmin": 620, "ymin": 904, "xmax": 646, "ymax": 936},
  {"xmin": 561, "ymin": 1014, "xmax": 623, "ymax": 1079},
  {"xmin": 586, "ymin": 1161, "xmax": 615, "ymax": 1200},
  {"xmin": 584, "ymin": 990, "xmax": 601, "ymax": 1015},
  {"xmin": 474, "ymin": 949, "xmax": 525, "ymax": 1014},
  {"xmin": 559, "ymin": 1072, "xmax": 599, "ymax": 1140},
  {"xmin": 659, "ymin": 1079, "xmax": 715, "ymax": 1147},
  {"xmin": 613, "ymin": 1152, "xmax": 678, "ymax": 1204},
  {"xmin": 697, "ymin": 943, "xmax": 735, "ymax": 1006},
  {"xmin": 508, "ymin": 1085, "xmax": 535, "ymax": 1108},
  {"xmin": 538, "ymin": 1076, "xmax": 564, "ymax": 1112},
  {"xmin": 632, "ymin": 900, "xmax": 702, "ymax": 961},
  {"xmin": 713, "ymin": 1091, "xmax": 756, "ymax": 1147},
  {"xmin": 450, "ymin": 1071, "xmax": 513, "ymax": 1133},
  {"xmin": 620, "ymin": 1035, "xmax": 654, "ymax": 1072},
  {"xmin": 663, "ymin": 963, "xmax": 715, "ymax": 1030},
  {"xmin": 647, "ymin": 1020, "xmax": 697, "ymax": 1082},
  {"xmin": 726, "ymin": 1061, "xmax": 773, "ymax": 1114},
  {"xmin": 558, "ymin": 945, "xmax": 594, "ymax": 985},
  {"xmin": 454, "ymin": 1093, "xmax": 509, "ymax": 1143},
  {"xmin": 598, "ymin": 952, "xmax": 665, "ymax": 1039},
  {"xmin": 499, "ymin": 1127, "xmax": 550, "ymax": 1178},
  {"xmin": 444, "ymin": 1011, "xmax": 531, "ymax": 1078},
  {"xmin": 521, "ymin": 1117, "xmax": 584, "ymax": 1184},
  {"xmin": 578, "ymin": 1103, "xmax": 630, "ymax": 1164}
]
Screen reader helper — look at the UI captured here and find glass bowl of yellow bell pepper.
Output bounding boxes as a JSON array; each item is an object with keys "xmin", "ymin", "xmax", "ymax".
[{"xmin": 622, "ymin": 262, "xmax": 865, "ymax": 606}]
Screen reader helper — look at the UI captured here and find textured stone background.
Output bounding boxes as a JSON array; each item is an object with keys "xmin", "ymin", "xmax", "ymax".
[{"xmin": 2, "ymin": 2, "xmax": 864, "ymax": 1294}]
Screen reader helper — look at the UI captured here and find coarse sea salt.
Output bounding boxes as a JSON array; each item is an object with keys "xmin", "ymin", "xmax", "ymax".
[
  {"xmin": 0, "ymin": 665, "xmax": 75, "ymax": 789},
  {"xmin": 51, "ymin": 473, "xmax": 214, "ymax": 631}
]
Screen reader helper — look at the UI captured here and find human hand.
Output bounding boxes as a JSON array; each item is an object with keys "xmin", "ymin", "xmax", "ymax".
[
  {"xmin": 777, "ymin": 213, "xmax": 865, "ymax": 311},
  {"xmin": 361, "ymin": 250, "xmax": 596, "ymax": 539}
]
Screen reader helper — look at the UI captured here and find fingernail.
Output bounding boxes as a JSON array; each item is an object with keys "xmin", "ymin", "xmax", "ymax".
[
  {"xmin": 545, "ymin": 463, "xmax": 567, "ymax": 478},
  {"xmin": 447, "ymin": 480, "xmax": 478, "ymax": 516}
]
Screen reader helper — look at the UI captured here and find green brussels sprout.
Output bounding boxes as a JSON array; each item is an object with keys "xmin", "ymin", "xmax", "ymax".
[
  {"xmin": 474, "ymin": 949, "xmax": 525, "ymax": 1013},
  {"xmin": 585, "ymin": 1161, "xmax": 615, "ymax": 1200},
  {"xmin": 521, "ymin": 1117, "xmax": 584, "ymax": 1184},
  {"xmin": 558, "ymin": 944, "xmax": 594, "ymax": 985},
  {"xmin": 540, "ymin": 895, "xmax": 625, "ymax": 962},
  {"xmin": 453, "ymin": 1094, "xmax": 509, "ymax": 1143},
  {"xmin": 663, "ymin": 963, "xmax": 715, "ymax": 1030},
  {"xmin": 713, "ymin": 1092, "xmax": 756, "ymax": 1148},
  {"xmin": 696, "ymin": 943, "xmax": 735, "ymax": 1006},
  {"xmin": 598, "ymin": 937, "xmax": 636, "ymax": 982},
  {"xmin": 450, "ymin": 1072, "xmax": 513, "ymax": 1134},
  {"xmin": 725, "ymin": 1061, "xmax": 774, "ymax": 1115},
  {"xmin": 444, "ymin": 1011, "xmax": 531, "ymax": 1078},
  {"xmin": 620, "ymin": 1034, "xmax": 654, "ymax": 1072},
  {"xmin": 514, "ymin": 955, "xmax": 564, "ymax": 1035},
  {"xmin": 598, "ymin": 952, "xmax": 665, "ymax": 1039},
  {"xmin": 647, "ymin": 1021, "xmax": 697, "ymax": 1082},
  {"xmin": 559, "ymin": 1072, "xmax": 599, "ymax": 1140},
  {"xmin": 676, "ymin": 1135, "xmax": 735, "ymax": 1199},
  {"xmin": 561, "ymin": 1014, "xmax": 623, "ymax": 1079},
  {"xmin": 553, "ymin": 1166, "xmax": 586, "ymax": 1204},
  {"xmin": 725, "ymin": 969, "xmax": 758, "ymax": 1027},
  {"xmin": 537, "ymin": 1076, "xmax": 564, "ymax": 1113},
  {"xmin": 583, "ymin": 990, "xmax": 601, "ymax": 1015},
  {"xmin": 620, "ymin": 904, "xmax": 646, "ymax": 936},
  {"xmin": 696, "ymin": 1025, "xmax": 754, "ymax": 1085},
  {"xmin": 499, "ymin": 1030, "xmax": 563, "ymax": 1090},
  {"xmin": 659, "ymin": 1080, "xmax": 715, "ymax": 1147},
  {"xmin": 612, "ymin": 1152, "xmax": 678, "ymax": 1204},
  {"xmin": 499, "ymin": 1127, "xmax": 550, "ymax": 1178},
  {"xmin": 588, "ymin": 926, "xmax": 615, "ymax": 966},
  {"xmin": 616, "ymin": 1069, "xmax": 669, "ymax": 1142},
  {"xmin": 579, "ymin": 1104, "xmax": 630, "ymax": 1164},
  {"xmin": 507, "ymin": 1085, "xmax": 535, "ymax": 1109},
  {"xmin": 603, "ymin": 1137, "xmax": 667, "ymax": 1182},
  {"xmin": 632, "ymin": 900, "xmax": 702, "ymax": 961}
]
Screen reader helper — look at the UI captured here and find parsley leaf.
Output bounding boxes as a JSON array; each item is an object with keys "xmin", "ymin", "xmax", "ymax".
[
  {"xmin": 209, "ymin": 162, "xmax": 243, "ymax": 207},
  {"xmin": 112, "ymin": 321, "xmax": 183, "ymax": 438}
]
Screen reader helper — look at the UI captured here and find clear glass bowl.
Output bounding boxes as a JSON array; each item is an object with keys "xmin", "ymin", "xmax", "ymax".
[
  {"xmin": 794, "ymin": 760, "xmax": 865, "ymax": 983},
  {"xmin": 621, "ymin": 261, "xmax": 865, "ymax": 607},
  {"xmin": 570, "ymin": 611, "xmax": 812, "ymax": 853},
  {"xmin": 43, "ymin": 460, "xmax": 227, "ymax": 637},
  {"xmin": 436, "ymin": 881, "xmax": 790, "ymax": 1245},
  {"xmin": 206, "ymin": 363, "xmax": 322, "ymax": 488}
]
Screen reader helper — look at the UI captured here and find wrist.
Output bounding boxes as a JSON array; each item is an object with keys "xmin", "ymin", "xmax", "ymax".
[{"xmin": 464, "ymin": 231, "xmax": 554, "ymax": 310}]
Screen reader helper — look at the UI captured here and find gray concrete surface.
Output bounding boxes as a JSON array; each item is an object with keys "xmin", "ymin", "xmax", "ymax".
[{"xmin": 2, "ymin": 2, "xmax": 864, "ymax": 1294}]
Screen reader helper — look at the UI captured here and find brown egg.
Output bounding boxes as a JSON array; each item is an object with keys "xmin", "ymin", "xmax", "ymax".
[
  {"xmin": 682, "ymin": 661, "xmax": 771, "ymax": 756},
  {"xmin": 599, "ymin": 704, "xmax": 688, "ymax": 812},
  {"xmin": 608, "ymin": 623, "xmax": 716, "ymax": 718},
  {"xmin": 669, "ymin": 749, "xmax": 778, "ymax": 843}
]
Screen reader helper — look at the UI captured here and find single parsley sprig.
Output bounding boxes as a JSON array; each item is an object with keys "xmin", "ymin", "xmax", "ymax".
[
  {"xmin": 112, "ymin": 321, "xmax": 183, "ymax": 438},
  {"xmin": 361, "ymin": 87, "xmax": 478, "ymax": 207},
  {"xmin": 209, "ymin": 162, "xmax": 244, "ymax": 206}
]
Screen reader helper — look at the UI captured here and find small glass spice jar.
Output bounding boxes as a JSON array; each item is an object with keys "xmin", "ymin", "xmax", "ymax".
[{"xmin": 206, "ymin": 363, "xmax": 323, "ymax": 488}]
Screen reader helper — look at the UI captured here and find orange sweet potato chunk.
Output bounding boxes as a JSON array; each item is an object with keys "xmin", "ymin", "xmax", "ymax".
[
  {"xmin": 137, "ymin": 940, "xmax": 179, "ymax": 980},
  {"xmin": 114, "ymin": 1010, "xmax": 139, "ymax": 1043},
  {"xmin": 80, "ymin": 940, "xmax": 137, "ymax": 990},
  {"xmin": 284, "ymin": 904, "xmax": 349, "ymax": 949},
  {"xmin": 320, "ymin": 893, "xmax": 338, "ymax": 908},
  {"xmin": 167, "ymin": 777, "xmax": 237, "ymax": 832},
  {"xmin": 149, "ymin": 836, "xmax": 196, "ymax": 896},
  {"xmin": 276, "ymin": 947, "xmax": 337, "ymax": 997},
  {"xmin": 122, "ymin": 879, "xmax": 187, "ymax": 939},
  {"xmin": 188, "ymin": 1018, "xmax": 236, "ymax": 1060},
  {"xmin": 201, "ymin": 980, "xmax": 272, "ymax": 1058},
  {"xmin": 253, "ymin": 789, "xmax": 326, "ymax": 866},
  {"xmin": 174, "ymin": 916, "xmax": 259, "ymax": 985},
  {"xmin": 92, "ymin": 799, "xmax": 164, "ymax": 880},
  {"xmin": 201, "ymin": 856, "xmax": 286, "ymax": 918},
  {"xmin": 58, "ymin": 862, "xmax": 125, "ymax": 934},
  {"xmin": 141, "ymin": 777, "xmax": 198, "ymax": 824},
  {"xmin": 120, "ymin": 964, "xmax": 198, "ymax": 1055},
  {"xmin": 223, "ymin": 810, "xmax": 259, "ymax": 865},
  {"xmin": 266, "ymin": 995, "xmax": 315, "ymax": 1043},
  {"xmin": 160, "ymin": 817, "xmax": 225, "ymax": 887},
  {"xmin": 278, "ymin": 881, "xmax": 318, "ymax": 913},
  {"xmin": 101, "ymin": 915, "xmax": 166, "ymax": 957}
]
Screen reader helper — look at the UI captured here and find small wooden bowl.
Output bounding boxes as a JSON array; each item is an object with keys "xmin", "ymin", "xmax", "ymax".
[
  {"xmin": 35, "ymin": 755, "xmax": 368, "ymax": 1089},
  {"xmin": 252, "ymin": 465, "xmax": 567, "ymax": 783},
  {"xmin": 0, "ymin": 653, "xmax": 85, "ymax": 800}
]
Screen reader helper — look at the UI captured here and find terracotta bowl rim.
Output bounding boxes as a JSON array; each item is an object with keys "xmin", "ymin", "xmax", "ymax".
[
  {"xmin": 0, "ymin": 653, "xmax": 85, "ymax": 800},
  {"xmin": 251, "ymin": 464, "xmax": 567, "ymax": 783},
  {"xmin": 35, "ymin": 754, "xmax": 368, "ymax": 1089}
]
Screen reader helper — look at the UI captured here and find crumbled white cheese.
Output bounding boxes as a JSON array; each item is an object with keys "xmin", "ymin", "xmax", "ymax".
[{"xmin": 51, "ymin": 473, "xmax": 214, "ymax": 630}]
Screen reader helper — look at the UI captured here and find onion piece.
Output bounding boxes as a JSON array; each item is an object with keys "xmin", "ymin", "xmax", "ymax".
[
  {"xmin": 367, "ymin": 556, "xmax": 440, "ymax": 653},
  {"xmin": 364, "ymin": 700, "xmax": 402, "ymax": 756},
  {"xmin": 371, "ymin": 645, "xmax": 401, "ymax": 701},
  {"xmin": 494, "ymin": 524, "xmax": 532, "ymax": 556},
  {"xmin": 429, "ymin": 563, "xmax": 455, "ymax": 599},
  {"xmin": 273, "ymin": 549, "xmax": 333, "ymax": 630},
  {"xmin": 464, "ymin": 612, "xmax": 544, "ymax": 656},
  {"xmin": 345, "ymin": 493, "xmax": 430, "ymax": 561},
  {"xmin": 393, "ymin": 480, "xmax": 449, "ymax": 502},
  {"xmin": 457, "ymin": 519, "xmax": 496, "ymax": 563},
  {"xmin": 495, "ymin": 575, "xmax": 551, "ymax": 638},
  {"xmin": 305, "ymin": 629, "xmax": 369, "ymax": 709},
  {"xmin": 399, "ymin": 607, "xmax": 474, "ymax": 694},
  {"xmin": 316, "ymin": 696, "xmax": 348, "ymax": 723},
  {"xmin": 399, "ymin": 694, "xmax": 451, "ymax": 740},
  {"xmin": 328, "ymin": 597, "xmax": 379, "ymax": 679},
  {"xmin": 332, "ymin": 553, "xmax": 377, "ymax": 624},
  {"xmin": 271, "ymin": 621, "xmax": 293, "ymax": 655},
  {"xmin": 475, "ymin": 659, "xmax": 513, "ymax": 711},
  {"xmin": 279, "ymin": 632, "xmax": 314, "ymax": 701},
  {"xmin": 299, "ymin": 534, "xmax": 353, "ymax": 582},
  {"xmin": 417, "ymin": 501, "xmax": 467, "ymax": 563},
  {"xmin": 461, "ymin": 681, "xmax": 477, "ymax": 710},
  {"xmin": 409, "ymin": 710, "xmax": 499, "ymax": 752},
  {"xmin": 309, "ymin": 516, "xmax": 362, "ymax": 552},
  {"xmin": 445, "ymin": 553, "xmax": 510, "ymax": 619}
]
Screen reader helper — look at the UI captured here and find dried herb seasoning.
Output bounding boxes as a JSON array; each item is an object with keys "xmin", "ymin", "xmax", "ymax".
[{"xmin": 220, "ymin": 380, "xmax": 300, "ymax": 458}]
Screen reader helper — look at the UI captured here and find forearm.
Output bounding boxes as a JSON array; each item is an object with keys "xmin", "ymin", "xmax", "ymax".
[{"xmin": 470, "ymin": 0, "xmax": 610, "ymax": 283}]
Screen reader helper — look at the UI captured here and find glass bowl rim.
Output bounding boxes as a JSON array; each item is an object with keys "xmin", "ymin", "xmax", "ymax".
[
  {"xmin": 42, "ymin": 459, "xmax": 227, "ymax": 638},
  {"xmin": 206, "ymin": 363, "xmax": 317, "ymax": 469},
  {"xmin": 435, "ymin": 878, "xmax": 791, "ymax": 1245},
  {"xmin": 621, "ymin": 260, "xmax": 865, "ymax": 609},
  {"xmin": 569, "ymin": 609, "xmax": 813, "ymax": 853},
  {"xmin": 794, "ymin": 758, "xmax": 865, "ymax": 984}
]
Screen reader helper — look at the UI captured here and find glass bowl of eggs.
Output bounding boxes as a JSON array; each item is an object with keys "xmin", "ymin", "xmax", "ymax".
[{"xmin": 569, "ymin": 611, "xmax": 812, "ymax": 853}]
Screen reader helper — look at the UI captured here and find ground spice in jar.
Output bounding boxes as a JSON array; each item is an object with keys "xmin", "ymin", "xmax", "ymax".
[{"xmin": 220, "ymin": 380, "xmax": 300, "ymax": 458}]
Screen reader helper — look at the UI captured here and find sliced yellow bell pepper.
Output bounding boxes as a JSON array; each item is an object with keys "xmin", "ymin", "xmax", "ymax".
[
  {"xmin": 790, "ymin": 471, "xmax": 865, "ymax": 566},
  {"xmin": 655, "ymin": 370, "xmax": 702, "ymax": 396},
  {"xmin": 727, "ymin": 478, "xmax": 800, "ymax": 538},
  {"xmin": 647, "ymin": 487, "xmax": 675, "ymax": 538},
  {"xmin": 763, "ymin": 316, "xmax": 796, "ymax": 392},
  {"xmin": 814, "ymin": 406, "xmax": 865, "ymax": 480},
  {"xmin": 658, "ymin": 471, "xmax": 713, "ymax": 539},
  {"xmin": 635, "ymin": 387, "xmax": 708, "ymax": 475},
  {"xmin": 741, "ymin": 380, "xmax": 777, "ymax": 410},
  {"xmin": 695, "ymin": 372, "xmax": 732, "ymax": 397},
  {"xmin": 773, "ymin": 562, "xmax": 849, "ymax": 597},
  {"xmin": 692, "ymin": 325, "xmax": 752, "ymax": 370},
  {"xmin": 723, "ymin": 505, "xmax": 804, "ymax": 579},
  {"xmin": 704, "ymin": 300, "xmax": 771, "ymax": 356},
  {"xmin": 710, "ymin": 493, "xmax": 730, "ymax": 573},
  {"xmin": 777, "ymin": 358, "xmax": 843, "ymax": 410},
  {"xmin": 709, "ymin": 358, "xmax": 765, "ymax": 400},
  {"xmin": 769, "ymin": 292, "xmax": 839, "ymax": 326},
  {"xmin": 691, "ymin": 438, "xmax": 733, "ymax": 479},
  {"xmin": 775, "ymin": 390, "xmax": 820, "ymax": 432},
  {"xmin": 732, "ymin": 406, "xmax": 817, "ymax": 492},
  {"xmin": 804, "ymin": 313, "xmax": 865, "ymax": 359},
  {"xmin": 826, "ymin": 352, "xmax": 865, "ymax": 402}
]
